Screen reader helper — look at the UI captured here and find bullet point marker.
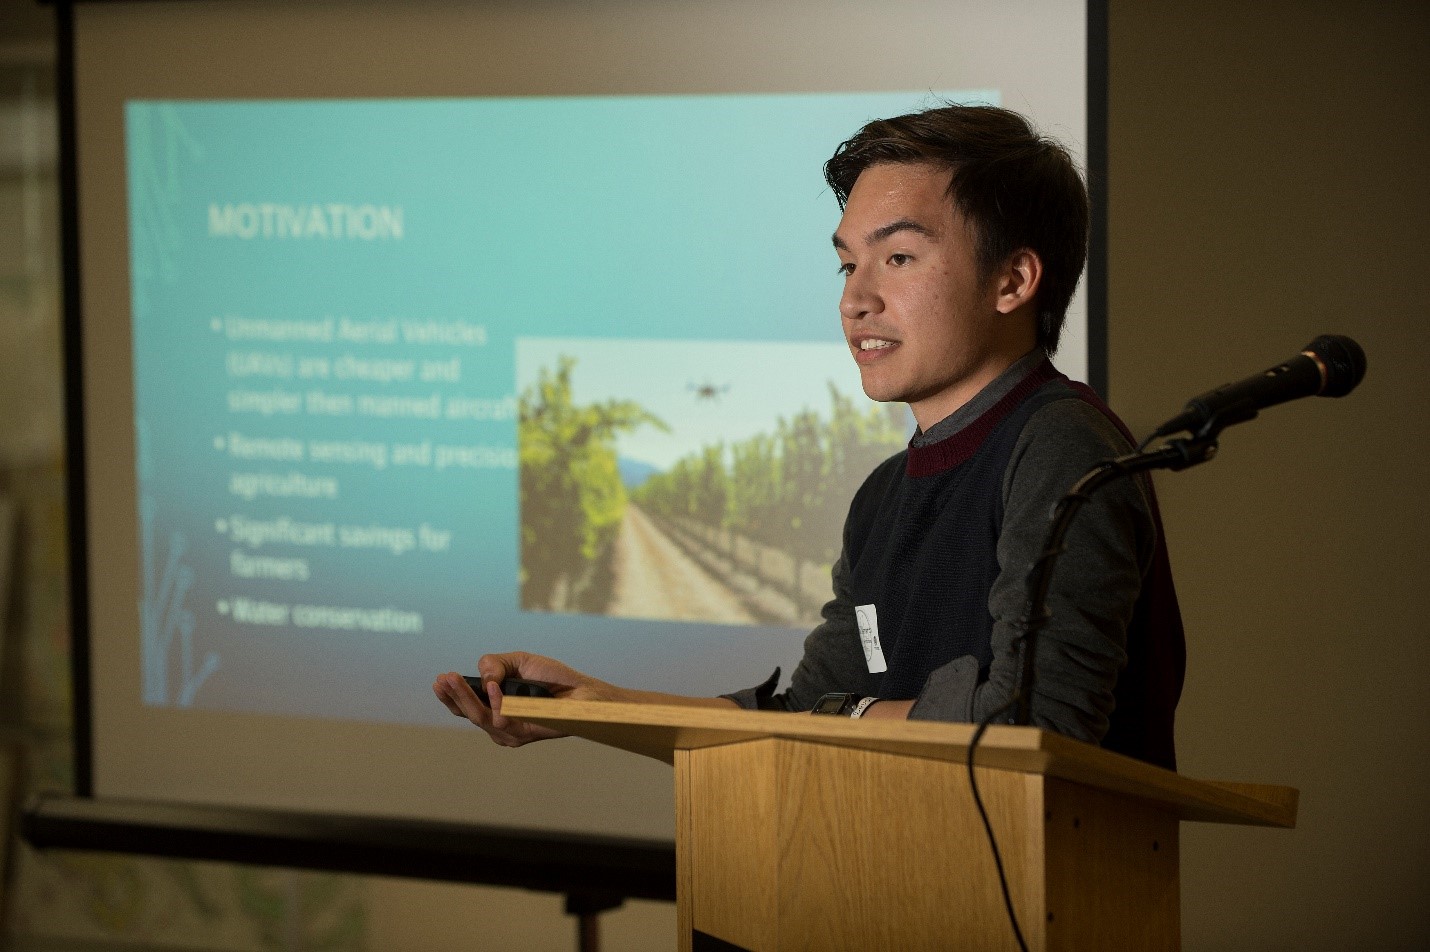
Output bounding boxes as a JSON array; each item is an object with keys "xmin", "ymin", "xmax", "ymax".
[
  {"xmin": 217, "ymin": 600, "xmax": 230, "ymax": 614},
  {"xmin": 215, "ymin": 519, "xmax": 227, "ymax": 533},
  {"xmin": 214, "ymin": 436, "xmax": 225, "ymax": 450}
]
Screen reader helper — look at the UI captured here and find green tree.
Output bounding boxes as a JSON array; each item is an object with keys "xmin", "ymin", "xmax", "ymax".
[
  {"xmin": 520, "ymin": 356, "xmax": 666, "ymax": 612},
  {"xmin": 729, "ymin": 433, "xmax": 779, "ymax": 550},
  {"xmin": 694, "ymin": 443, "xmax": 729, "ymax": 534}
]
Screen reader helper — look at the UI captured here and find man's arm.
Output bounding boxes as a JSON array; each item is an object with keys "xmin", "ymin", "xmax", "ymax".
[
  {"xmin": 908, "ymin": 399, "xmax": 1154, "ymax": 740},
  {"xmin": 434, "ymin": 652, "xmax": 736, "ymax": 748},
  {"xmin": 857, "ymin": 698, "xmax": 914, "ymax": 719}
]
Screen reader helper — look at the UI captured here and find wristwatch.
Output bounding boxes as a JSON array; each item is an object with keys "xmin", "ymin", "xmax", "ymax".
[
  {"xmin": 848, "ymin": 696, "xmax": 880, "ymax": 719},
  {"xmin": 811, "ymin": 692, "xmax": 866, "ymax": 716}
]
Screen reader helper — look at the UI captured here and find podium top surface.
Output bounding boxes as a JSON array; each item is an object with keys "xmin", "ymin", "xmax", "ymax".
[{"xmin": 501, "ymin": 697, "xmax": 1297, "ymax": 829}]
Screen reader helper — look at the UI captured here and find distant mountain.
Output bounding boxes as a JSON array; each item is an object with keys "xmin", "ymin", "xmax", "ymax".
[{"xmin": 618, "ymin": 457, "xmax": 661, "ymax": 490}]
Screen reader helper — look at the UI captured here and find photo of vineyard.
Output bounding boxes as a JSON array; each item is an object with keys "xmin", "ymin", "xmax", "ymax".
[{"xmin": 516, "ymin": 338, "xmax": 909, "ymax": 629}]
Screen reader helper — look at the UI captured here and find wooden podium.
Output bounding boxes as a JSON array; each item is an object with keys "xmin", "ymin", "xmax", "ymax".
[{"xmin": 502, "ymin": 698, "xmax": 1297, "ymax": 952}]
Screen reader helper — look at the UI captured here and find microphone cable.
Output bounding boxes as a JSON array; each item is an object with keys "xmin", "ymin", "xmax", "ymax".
[{"xmin": 967, "ymin": 693, "xmax": 1030, "ymax": 952}]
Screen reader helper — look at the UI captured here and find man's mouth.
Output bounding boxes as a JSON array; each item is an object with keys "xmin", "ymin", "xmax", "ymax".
[
  {"xmin": 853, "ymin": 337, "xmax": 899, "ymax": 362},
  {"xmin": 846, "ymin": 335, "xmax": 892, "ymax": 361}
]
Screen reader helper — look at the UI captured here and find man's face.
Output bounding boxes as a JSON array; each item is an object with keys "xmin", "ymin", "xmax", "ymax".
[{"xmin": 834, "ymin": 162, "xmax": 1025, "ymax": 430}]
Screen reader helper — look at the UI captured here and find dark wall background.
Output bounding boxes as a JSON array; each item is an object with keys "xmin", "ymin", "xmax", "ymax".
[{"xmin": 1109, "ymin": 2, "xmax": 1429, "ymax": 948}]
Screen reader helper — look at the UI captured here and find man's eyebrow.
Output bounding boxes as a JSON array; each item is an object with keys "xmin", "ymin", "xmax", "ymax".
[{"xmin": 832, "ymin": 218, "xmax": 939, "ymax": 251}]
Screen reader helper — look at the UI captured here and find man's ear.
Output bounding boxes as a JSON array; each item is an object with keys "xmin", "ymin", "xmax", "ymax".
[{"xmin": 993, "ymin": 249, "xmax": 1043, "ymax": 315}]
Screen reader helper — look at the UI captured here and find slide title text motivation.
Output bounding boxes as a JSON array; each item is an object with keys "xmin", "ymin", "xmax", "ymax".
[{"xmin": 208, "ymin": 203, "xmax": 404, "ymax": 240}]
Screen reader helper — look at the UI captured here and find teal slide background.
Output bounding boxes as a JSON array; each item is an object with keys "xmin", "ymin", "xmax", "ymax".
[{"xmin": 126, "ymin": 91, "xmax": 992, "ymax": 725}]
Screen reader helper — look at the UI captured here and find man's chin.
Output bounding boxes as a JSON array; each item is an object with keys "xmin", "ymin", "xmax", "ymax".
[{"xmin": 858, "ymin": 381, "xmax": 908, "ymax": 406}]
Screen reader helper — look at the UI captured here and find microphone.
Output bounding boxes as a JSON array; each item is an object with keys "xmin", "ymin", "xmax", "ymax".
[{"xmin": 1151, "ymin": 334, "xmax": 1367, "ymax": 438}]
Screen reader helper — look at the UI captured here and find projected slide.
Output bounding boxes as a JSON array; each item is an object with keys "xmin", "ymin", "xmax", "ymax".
[{"xmin": 126, "ymin": 92, "xmax": 982, "ymax": 724}]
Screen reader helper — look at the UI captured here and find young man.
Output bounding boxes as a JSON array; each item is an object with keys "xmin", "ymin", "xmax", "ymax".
[{"xmin": 434, "ymin": 105, "xmax": 1185, "ymax": 769}]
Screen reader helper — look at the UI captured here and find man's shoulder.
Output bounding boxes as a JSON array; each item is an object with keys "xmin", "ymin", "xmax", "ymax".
[
  {"xmin": 1005, "ymin": 387, "xmax": 1152, "ymax": 520},
  {"xmin": 1017, "ymin": 386, "xmax": 1137, "ymax": 461}
]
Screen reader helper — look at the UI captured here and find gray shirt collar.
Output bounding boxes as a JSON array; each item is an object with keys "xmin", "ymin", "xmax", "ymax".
[{"xmin": 910, "ymin": 349, "xmax": 1049, "ymax": 448}]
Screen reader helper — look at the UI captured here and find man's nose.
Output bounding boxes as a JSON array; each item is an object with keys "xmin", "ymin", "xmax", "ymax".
[{"xmin": 839, "ymin": 270, "xmax": 879, "ymax": 321}]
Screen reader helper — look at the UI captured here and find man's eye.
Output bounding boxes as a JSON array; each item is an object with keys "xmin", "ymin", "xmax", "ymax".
[
  {"xmin": 837, "ymin": 262, "xmax": 855, "ymax": 277},
  {"xmin": 888, "ymin": 253, "xmax": 912, "ymax": 266}
]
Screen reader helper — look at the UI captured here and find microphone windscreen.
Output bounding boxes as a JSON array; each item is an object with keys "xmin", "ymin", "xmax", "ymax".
[{"xmin": 1305, "ymin": 334, "xmax": 1367, "ymax": 398}]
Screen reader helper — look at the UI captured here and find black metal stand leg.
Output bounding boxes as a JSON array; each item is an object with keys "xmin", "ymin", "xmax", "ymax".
[{"xmin": 566, "ymin": 892, "xmax": 624, "ymax": 952}]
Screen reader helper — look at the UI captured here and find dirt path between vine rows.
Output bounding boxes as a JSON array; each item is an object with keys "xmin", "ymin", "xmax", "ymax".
[{"xmin": 606, "ymin": 502, "xmax": 757, "ymax": 624}]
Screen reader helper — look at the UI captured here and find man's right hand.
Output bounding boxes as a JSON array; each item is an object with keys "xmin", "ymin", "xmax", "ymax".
[{"xmin": 432, "ymin": 651, "xmax": 616, "ymax": 748}]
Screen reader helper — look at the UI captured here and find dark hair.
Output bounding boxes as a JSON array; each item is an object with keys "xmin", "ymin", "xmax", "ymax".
[{"xmin": 824, "ymin": 104, "xmax": 1089, "ymax": 355}]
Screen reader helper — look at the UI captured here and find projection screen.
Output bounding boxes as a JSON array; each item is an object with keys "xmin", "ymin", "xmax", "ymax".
[{"xmin": 70, "ymin": 0, "xmax": 1101, "ymax": 840}]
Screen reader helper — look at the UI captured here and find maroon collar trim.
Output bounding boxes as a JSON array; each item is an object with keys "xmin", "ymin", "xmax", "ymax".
[{"xmin": 905, "ymin": 358, "xmax": 1064, "ymax": 478}]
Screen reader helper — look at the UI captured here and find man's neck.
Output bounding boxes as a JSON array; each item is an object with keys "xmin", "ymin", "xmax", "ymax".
[
  {"xmin": 911, "ymin": 348, "xmax": 1048, "ymax": 447},
  {"xmin": 907, "ymin": 333, "xmax": 1041, "ymax": 431}
]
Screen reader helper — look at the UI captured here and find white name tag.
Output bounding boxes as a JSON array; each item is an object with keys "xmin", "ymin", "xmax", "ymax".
[{"xmin": 856, "ymin": 604, "xmax": 887, "ymax": 673}]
